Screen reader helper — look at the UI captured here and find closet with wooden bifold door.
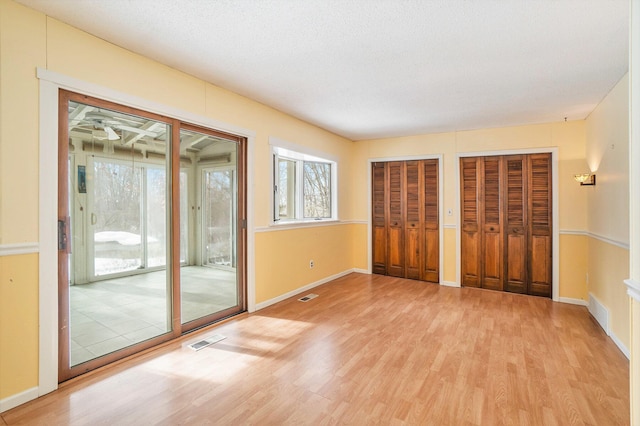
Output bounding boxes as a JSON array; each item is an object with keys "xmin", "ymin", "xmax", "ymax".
[
  {"xmin": 460, "ymin": 153, "xmax": 552, "ymax": 297},
  {"xmin": 372, "ymin": 159, "xmax": 439, "ymax": 283}
]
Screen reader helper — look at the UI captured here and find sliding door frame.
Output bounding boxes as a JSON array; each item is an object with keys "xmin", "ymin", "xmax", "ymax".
[
  {"xmin": 58, "ymin": 91, "xmax": 248, "ymax": 381},
  {"xmin": 38, "ymin": 68, "xmax": 255, "ymax": 396},
  {"xmin": 179, "ymin": 122, "xmax": 247, "ymax": 332},
  {"xmin": 58, "ymin": 90, "xmax": 183, "ymax": 381}
]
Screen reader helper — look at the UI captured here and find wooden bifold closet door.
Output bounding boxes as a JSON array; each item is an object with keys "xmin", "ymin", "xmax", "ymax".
[
  {"xmin": 460, "ymin": 153, "xmax": 552, "ymax": 297},
  {"xmin": 372, "ymin": 159, "xmax": 439, "ymax": 283}
]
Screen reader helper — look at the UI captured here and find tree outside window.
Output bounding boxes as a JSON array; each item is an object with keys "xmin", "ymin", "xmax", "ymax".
[
  {"xmin": 303, "ymin": 161, "xmax": 331, "ymax": 218},
  {"xmin": 273, "ymin": 144, "xmax": 336, "ymax": 223}
]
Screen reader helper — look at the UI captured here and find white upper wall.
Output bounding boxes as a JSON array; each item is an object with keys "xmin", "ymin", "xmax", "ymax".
[{"xmin": 585, "ymin": 73, "xmax": 630, "ymax": 245}]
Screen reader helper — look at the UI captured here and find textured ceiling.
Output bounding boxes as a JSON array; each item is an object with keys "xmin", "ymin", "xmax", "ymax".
[{"xmin": 16, "ymin": 0, "xmax": 629, "ymax": 140}]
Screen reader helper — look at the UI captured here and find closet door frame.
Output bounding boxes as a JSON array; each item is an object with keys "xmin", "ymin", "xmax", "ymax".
[
  {"xmin": 367, "ymin": 155, "xmax": 444, "ymax": 284},
  {"xmin": 456, "ymin": 148, "xmax": 559, "ymax": 302}
]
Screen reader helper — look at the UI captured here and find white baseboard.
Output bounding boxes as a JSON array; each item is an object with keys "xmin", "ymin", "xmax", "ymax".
[
  {"xmin": 352, "ymin": 268, "xmax": 369, "ymax": 274},
  {"xmin": 0, "ymin": 386, "xmax": 38, "ymax": 413},
  {"xmin": 558, "ymin": 297, "xmax": 588, "ymax": 306},
  {"xmin": 562, "ymin": 293, "xmax": 629, "ymax": 360},
  {"xmin": 588, "ymin": 293, "xmax": 610, "ymax": 336},
  {"xmin": 254, "ymin": 269, "xmax": 358, "ymax": 311},
  {"xmin": 440, "ymin": 281, "xmax": 460, "ymax": 288},
  {"xmin": 610, "ymin": 331, "xmax": 631, "ymax": 359}
]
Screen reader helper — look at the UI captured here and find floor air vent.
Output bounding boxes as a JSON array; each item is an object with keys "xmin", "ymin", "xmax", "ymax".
[
  {"xmin": 298, "ymin": 293, "xmax": 318, "ymax": 302},
  {"xmin": 188, "ymin": 334, "xmax": 226, "ymax": 351}
]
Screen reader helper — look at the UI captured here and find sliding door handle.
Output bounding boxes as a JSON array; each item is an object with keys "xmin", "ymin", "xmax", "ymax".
[{"xmin": 58, "ymin": 219, "xmax": 67, "ymax": 251}]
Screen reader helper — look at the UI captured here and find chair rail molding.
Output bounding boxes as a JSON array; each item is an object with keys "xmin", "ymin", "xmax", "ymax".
[
  {"xmin": 0, "ymin": 242, "xmax": 39, "ymax": 256},
  {"xmin": 624, "ymin": 279, "xmax": 640, "ymax": 302}
]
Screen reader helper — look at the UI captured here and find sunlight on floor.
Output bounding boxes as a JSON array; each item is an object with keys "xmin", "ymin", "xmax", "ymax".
[{"xmin": 136, "ymin": 315, "xmax": 316, "ymax": 385}]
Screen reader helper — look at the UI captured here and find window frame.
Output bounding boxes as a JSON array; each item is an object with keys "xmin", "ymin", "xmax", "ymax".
[{"xmin": 270, "ymin": 138, "xmax": 338, "ymax": 225}]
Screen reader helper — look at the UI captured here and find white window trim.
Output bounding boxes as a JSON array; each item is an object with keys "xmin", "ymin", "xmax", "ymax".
[{"xmin": 269, "ymin": 137, "xmax": 338, "ymax": 225}]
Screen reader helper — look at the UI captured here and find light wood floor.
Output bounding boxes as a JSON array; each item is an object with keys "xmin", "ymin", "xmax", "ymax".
[{"xmin": 2, "ymin": 273, "xmax": 629, "ymax": 425}]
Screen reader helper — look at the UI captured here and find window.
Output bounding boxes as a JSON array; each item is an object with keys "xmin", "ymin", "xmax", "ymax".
[
  {"xmin": 89, "ymin": 158, "xmax": 188, "ymax": 276},
  {"xmin": 272, "ymin": 143, "xmax": 337, "ymax": 223}
]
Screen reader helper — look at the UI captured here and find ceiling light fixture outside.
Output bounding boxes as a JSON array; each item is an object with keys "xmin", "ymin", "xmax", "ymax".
[{"xmin": 104, "ymin": 126, "xmax": 120, "ymax": 140}]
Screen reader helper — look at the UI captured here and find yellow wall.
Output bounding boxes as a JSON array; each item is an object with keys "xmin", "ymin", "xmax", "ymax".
[
  {"xmin": 0, "ymin": 0, "xmax": 44, "ymax": 403},
  {"xmin": 350, "ymin": 223, "xmax": 368, "ymax": 271},
  {"xmin": 559, "ymin": 234, "xmax": 588, "ymax": 300},
  {"xmin": 255, "ymin": 223, "xmax": 364, "ymax": 303},
  {"xmin": 0, "ymin": 0, "xmax": 45, "ymax": 244},
  {"xmin": 0, "ymin": 253, "xmax": 39, "ymax": 399},
  {"xmin": 586, "ymin": 74, "xmax": 630, "ymax": 244},
  {"xmin": 353, "ymin": 120, "xmax": 588, "ymax": 297},
  {"xmin": 0, "ymin": 0, "xmax": 357, "ymax": 404},
  {"xmin": 585, "ymin": 73, "xmax": 630, "ymax": 350},
  {"xmin": 588, "ymin": 238, "xmax": 630, "ymax": 348},
  {"xmin": 0, "ymin": 0, "xmax": 631, "ymax": 410},
  {"xmin": 443, "ymin": 228, "xmax": 456, "ymax": 283}
]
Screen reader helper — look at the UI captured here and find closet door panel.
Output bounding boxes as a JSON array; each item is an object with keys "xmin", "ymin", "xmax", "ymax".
[
  {"xmin": 461, "ymin": 158, "xmax": 480, "ymax": 287},
  {"xmin": 506, "ymin": 235, "xmax": 526, "ymax": 291},
  {"xmin": 505, "ymin": 156, "xmax": 527, "ymax": 293},
  {"xmin": 460, "ymin": 153, "xmax": 552, "ymax": 297},
  {"xmin": 530, "ymin": 235, "xmax": 551, "ymax": 296},
  {"xmin": 461, "ymin": 230, "xmax": 480, "ymax": 287},
  {"xmin": 529, "ymin": 154, "xmax": 552, "ymax": 297},
  {"xmin": 371, "ymin": 162, "xmax": 387, "ymax": 275},
  {"xmin": 405, "ymin": 161, "xmax": 421, "ymax": 280},
  {"xmin": 422, "ymin": 159, "xmax": 439, "ymax": 282},
  {"xmin": 372, "ymin": 159, "xmax": 439, "ymax": 283},
  {"xmin": 405, "ymin": 228, "xmax": 420, "ymax": 280},
  {"xmin": 482, "ymin": 233, "xmax": 502, "ymax": 290},
  {"xmin": 423, "ymin": 231, "xmax": 439, "ymax": 282},
  {"xmin": 481, "ymin": 157, "xmax": 503, "ymax": 291},
  {"xmin": 373, "ymin": 227, "xmax": 387, "ymax": 274},
  {"xmin": 388, "ymin": 226, "xmax": 404, "ymax": 276},
  {"xmin": 387, "ymin": 162, "xmax": 405, "ymax": 277}
]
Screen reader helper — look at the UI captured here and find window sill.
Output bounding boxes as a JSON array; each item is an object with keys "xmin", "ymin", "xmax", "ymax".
[{"xmin": 266, "ymin": 218, "xmax": 341, "ymax": 230}]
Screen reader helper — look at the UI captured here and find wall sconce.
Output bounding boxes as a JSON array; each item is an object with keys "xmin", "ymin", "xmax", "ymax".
[{"xmin": 574, "ymin": 173, "xmax": 596, "ymax": 186}]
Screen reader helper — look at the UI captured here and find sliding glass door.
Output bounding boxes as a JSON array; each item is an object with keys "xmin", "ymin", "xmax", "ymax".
[
  {"xmin": 179, "ymin": 128, "xmax": 243, "ymax": 328},
  {"xmin": 59, "ymin": 91, "xmax": 246, "ymax": 381},
  {"xmin": 61, "ymin": 97, "xmax": 172, "ymax": 377}
]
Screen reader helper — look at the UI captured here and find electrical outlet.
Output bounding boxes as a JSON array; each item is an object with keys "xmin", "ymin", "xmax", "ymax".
[
  {"xmin": 309, "ymin": 260, "xmax": 314, "ymax": 269},
  {"xmin": 447, "ymin": 208, "xmax": 453, "ymax": 216}
]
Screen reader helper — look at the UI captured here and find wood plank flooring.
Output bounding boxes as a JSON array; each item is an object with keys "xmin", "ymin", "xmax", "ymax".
[{"xmin": 2, "ymin": 273, "xmax": 629, "ymax": 425}]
